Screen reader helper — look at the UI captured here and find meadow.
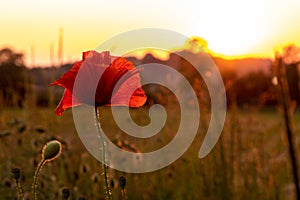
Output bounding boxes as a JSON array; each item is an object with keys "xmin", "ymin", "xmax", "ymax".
[{"xmin": 0, "ymin": 104, "xmax": 299, "ymax": 199}]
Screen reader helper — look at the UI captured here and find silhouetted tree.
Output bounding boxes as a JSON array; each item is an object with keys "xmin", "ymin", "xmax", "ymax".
[
  {"xmin": 185, "ymin": 36, "xmax": 208, "ymax": 54},
  {"xmin": 0, "ymin": 48, "xmax": 27, "ymax": 106}
]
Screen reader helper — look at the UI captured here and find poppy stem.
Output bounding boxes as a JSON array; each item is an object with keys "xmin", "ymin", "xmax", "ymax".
[
  {"xmin": 32, "ymin": 159, "xmax": 46, "ymax": 200},
  {"xmin": 94, "ymin": 107, "xmax": 111, "ymax": 199},
  {"xmin": 15, "ymin": 179, "xmax": 24, "ymax": 200}
]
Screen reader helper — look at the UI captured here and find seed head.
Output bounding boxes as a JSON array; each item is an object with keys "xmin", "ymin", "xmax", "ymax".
[
  {"xmin": 61, "ymin": 187, "xmax": 70, "ymax": 199},
  {"xmin": 11, "ymin": 168, "xmax": 20, "ymax": 180},
  {"xmin": 110, "ymin": 179, "xmax": 115, "ymax": 189},
  {"xmin": 42, "ymin": 140, "xmax": 62, "ymax": 161},
  {"xmin": 118, "ymin": 176, "xmax": 126, "ymax": 190}
]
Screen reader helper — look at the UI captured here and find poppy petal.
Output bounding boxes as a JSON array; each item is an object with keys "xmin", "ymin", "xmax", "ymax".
[
  {"xmin": 51, "ymin": 50, "xmax": 147, "ymax": 116},
  {"xmin": 111, "ymin": 57, "xmax": 135, "ymax": 70},
  {"xmin": 109, "ymin": 70, "xmax": 147, "ymax": 107},
  {"xmin": 50, "ymin": 50, "xmax": 112, "ymax": 92},
  {"xmin": 95, "ymin": 57, "xmax": 137, "ymax": 105},
  {"xmin": 50, "ymin": 61, "xmax": 82, "ymax": 92},
  {"xmin": 54, "ymin": 89, "xmax": 81, "ymax": 116}
]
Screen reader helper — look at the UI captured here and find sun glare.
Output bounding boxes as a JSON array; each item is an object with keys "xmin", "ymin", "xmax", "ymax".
[{"xmin": 1, "ymin": 0, "xmax": 300, "ymax": 65}]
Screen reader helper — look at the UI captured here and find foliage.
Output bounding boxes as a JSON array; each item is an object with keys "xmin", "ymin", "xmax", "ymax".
[
  {"xmin": 0, "ymin": 48, "xmax": 27, "ymax": 107},
  {"xmin": 231, "ymin": 71, "xmax": 276, "ymax": 105}
]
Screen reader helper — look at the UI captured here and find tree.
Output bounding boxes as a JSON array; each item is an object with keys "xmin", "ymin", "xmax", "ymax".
[{"xmin": 0, "ymin": 48, "xmax": 27, "ymax": 106}]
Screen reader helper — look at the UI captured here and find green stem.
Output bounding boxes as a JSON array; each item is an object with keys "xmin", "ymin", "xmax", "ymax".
[
  {"xmin": 32, "ymin": 159, "xmax": 45, "ymax": 200},
  {"xmin": 276, "ymin": 57, "xmax": 300, "ymax": 199},
  {"xmin": 121, "ymin": 189, "xmax": 128, "ymax": 200},
  {"xmin": 94, "ymin": 107, "xmax": 111, "ymax": 199},
  {"xmin": 15, "ymin": 180, "xmax": 24, "ymax": 200}
]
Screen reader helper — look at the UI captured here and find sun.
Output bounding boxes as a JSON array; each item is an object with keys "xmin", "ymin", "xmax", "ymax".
[{"xmin": 184, "ymin": 0, "xmax": 276, "ymax": 59}]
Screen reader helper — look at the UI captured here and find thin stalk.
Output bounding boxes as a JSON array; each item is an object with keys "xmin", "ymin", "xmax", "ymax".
[
  {"xmin": 279, "ymin": 84, "xmax": 300, "ymax": 199},
  {"xmin": 121, "ymin": 189, "xmax": 127, "ymax": 200},
  {"xmin": 276, "ymin": 57, "xmax": 300, "ymax": 200},
  {"xmin": 32, "ymin": 159, "xmax": 45, "ymax": 200},
  {"xmin": 94, "ymin": 107, "xmax": 111, "ymax": 199},
  {"xmin": 15, "ymin": 180, "xmax": 24, "ymax": 200}
]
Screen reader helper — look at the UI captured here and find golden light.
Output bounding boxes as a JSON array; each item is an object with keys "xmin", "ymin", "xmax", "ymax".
[
  {"xmin": 125, "ymin": 49, "xmax": 170, "ymax": 61},
  {"xmin": 1, "ymin": 0, "xmax": 300, "ymax": 65}
]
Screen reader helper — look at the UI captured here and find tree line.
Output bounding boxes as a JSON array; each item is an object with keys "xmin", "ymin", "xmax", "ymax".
[{"xmin": 0, "ymin": 46, "xmax": 299, "ymax": 108}]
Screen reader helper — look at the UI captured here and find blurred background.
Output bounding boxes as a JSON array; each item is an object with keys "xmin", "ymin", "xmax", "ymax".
[{"xmin": 1, "ymin": 0, "xmax": 300, "ymax": 199}]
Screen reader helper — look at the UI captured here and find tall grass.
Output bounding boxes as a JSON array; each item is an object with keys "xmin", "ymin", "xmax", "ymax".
[{"xmin": 0, "ymin": 105, "xmax": 299, "ymax": 199}]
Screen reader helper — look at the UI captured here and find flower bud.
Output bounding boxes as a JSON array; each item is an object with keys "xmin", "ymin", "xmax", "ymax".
[
  {"xmin": 61, "ymin": 187, "xmax": 70, "ymax": 199},
  {"xmin": 118, "ymin": 176, "xmax": 126, "ymax": 190},
  {"xmin": 42, "ymin": 140, "xmax": 62, "ymax": 161},
  {"xmin": 11, "ymin": 167, "xmax": 20, "ymax": 180}
]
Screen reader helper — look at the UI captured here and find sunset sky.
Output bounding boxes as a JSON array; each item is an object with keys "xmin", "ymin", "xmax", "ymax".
[{"xmin": 1, "ymin": 0, "xmax": 300, "ymax": 66}]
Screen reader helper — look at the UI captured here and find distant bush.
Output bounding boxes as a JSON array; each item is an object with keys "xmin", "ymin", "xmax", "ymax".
[{"xmin": 228, "ymin": 71, "xmax": 277, "ymax": 106}]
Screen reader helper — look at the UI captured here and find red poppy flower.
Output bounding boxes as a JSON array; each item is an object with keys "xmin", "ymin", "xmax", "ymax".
[{"xmin": 51, "ymin": 50, "xmax": 147, "ymax": 116}]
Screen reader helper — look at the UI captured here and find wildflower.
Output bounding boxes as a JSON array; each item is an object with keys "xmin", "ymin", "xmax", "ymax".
[{"xmin": 51, "ymin": 50, "xmax": 146, "ymax": 116}]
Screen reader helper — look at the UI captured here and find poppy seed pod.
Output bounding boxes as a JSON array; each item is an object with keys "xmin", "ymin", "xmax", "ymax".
[
  {"xmin": 42, "ymin": 140, "xmax": 62, "ymax": 161},
  {"xmin": 11, "ymin": 167, "xmax": 20, "ymax": 180},
  {"xmin": 118, "ymin": 176, "xmax": 126, "ymax": 190},
  {"xmin": 61, "ymin": 187, "xmax": 70, "ymax": 199}
]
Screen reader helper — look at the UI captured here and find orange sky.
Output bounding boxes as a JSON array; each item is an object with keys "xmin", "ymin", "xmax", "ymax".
[{"xmin": 1, "ymin": 0, "xmax": 300, "ymax": 66}]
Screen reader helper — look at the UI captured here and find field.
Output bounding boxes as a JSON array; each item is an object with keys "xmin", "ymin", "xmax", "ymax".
[{"xmin": 0, "ymin": 105, "xmax": 299, "ymax": 199}]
